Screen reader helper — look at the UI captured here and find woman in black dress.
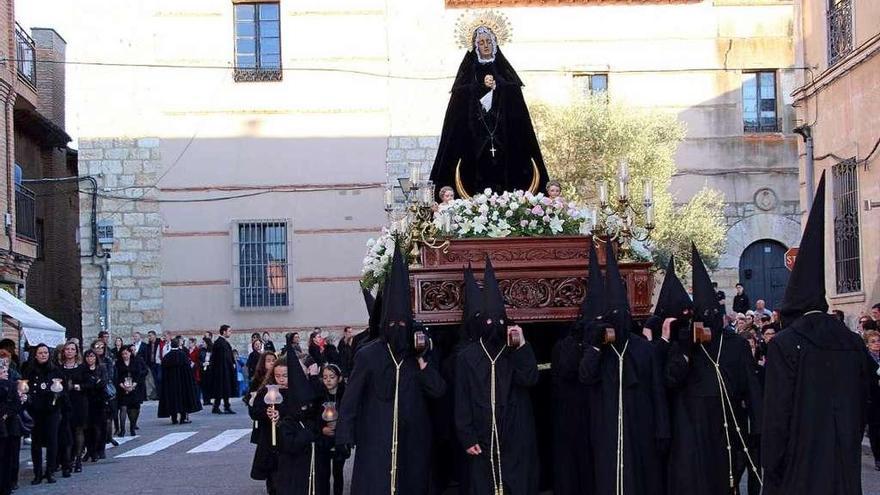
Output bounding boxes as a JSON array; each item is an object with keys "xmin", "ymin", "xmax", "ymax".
[
  {"xmin": 90, "ymin": 340, "xmax": 116, "ymax": 458},
  {"xmin": 248, "ymin": 351, "xmax": 279, "ymax": 494},
  {"xmin": 115, "ymin": 346, "xmax": 147, "ymax": 437},
  {"xmin": 23, "ymin": 343, "xmax": 64, "ymax": 485},
  {"xmin": 57, "ymin": 341, "xmax": 87, "ymax": 477},
  {"xmin": 0, "ymin": 359, "xmax": 24, "ymax": 494},
  {"xmin": 81, "ymin": 350, "xmax": 109, "ymax": 462}
]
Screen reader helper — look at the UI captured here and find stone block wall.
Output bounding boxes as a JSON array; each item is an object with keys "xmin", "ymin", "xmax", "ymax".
[
  {"xmin": 385, "ymin": 136, "xmax": 439, "ymax": 190},
  {"xmin": 78, "ymin": 137, "xmax": 163, "ymax": 343}
]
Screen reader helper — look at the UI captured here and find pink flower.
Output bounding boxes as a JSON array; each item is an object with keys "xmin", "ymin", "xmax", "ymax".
[
  {"xmin": 520, "ymin": 220, "xmax": 528, "ymax": 227},
  {"xmin": 542, "ymin": 215, "xmax": 551, "ymax": 223},
  {"xmin": 531, "ymin": 205, "xmax": 544, "ymax": 216},
  {"xmin": 541, "ymin": 197, "xmax": 552, "ymax": 206}
]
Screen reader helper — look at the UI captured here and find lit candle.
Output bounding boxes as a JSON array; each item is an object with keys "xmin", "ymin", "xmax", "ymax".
[
  {"xmin": 618, "ymin": 178, "xmax": 628, "ymax": 202},
  {"xmin": 646, "ymin": 204, "xmax": 655, "ymax": 227},
  {"xmin": 264, "ymin": 384, "xmax": 284, "ymax": 446},
  {"xmin": 409, "ymin": 163, "xmax": 421, "ymax": 186},
  {"xmin": 442, "ymin": 212, "xmax": 452, "ymax": 233},
  {"xmin": 618, "ymin": 159, "xmax": 629, "ymax": 181},
  {"xmin": 644, "ymin": 179, "xmax": 654, "ymax": 205},
  {"xmin": 384, "ymin": 187, "xmax": 394, "ymax": 210},
  {"xmin": 597, "ymin": 180, "xmax": 608, "ymax": 206}
]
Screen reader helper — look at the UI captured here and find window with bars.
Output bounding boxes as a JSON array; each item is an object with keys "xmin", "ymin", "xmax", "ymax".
[
  {"xmin": 233, "ymin": 3, "xmax": 282, "ymax": 82},
  {"xmin": 233, "ymin": 220, "xmax": 290, "ymax": 309},
  {"xmin": 742, "ymin": 71, "xmax": 779, "ymax": 132},
  {"xmin": 827, "ymin": 0, "xmax": 853, "ymax": 66},
  {"xmin": 832, "ymin": 158, "xmax": 861, "ymax": 294},
  {"xmin": 574, "ymin": 73, "xmax": 608, "ymax": 96}
]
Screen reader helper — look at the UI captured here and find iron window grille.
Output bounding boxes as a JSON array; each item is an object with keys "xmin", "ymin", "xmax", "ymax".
[
  {"xmin": 742, "ymin": 71, "xmax": 780, "ymax": 133},
  {"xmin": 14, "ymin": 185, "xmax": 36, "ymax": 243},
  {"xmin": 15, "ymin": 23, "xmax": 36, "ymax": 89},
  {"xmin": 574, "ymin": 73, "xmax": 608, "ymax": 96},
  {"xmin": 233, "ymin": 219, "xmax": 291, "ymax": 309},
  {"xmin": 233, "ymin": 3, "xmax": 282, "ymax": 82},
  {"xmin": 827, "ymin": 0, "xmax": 853, "ymax": 66},
  {"xmin": 832, "ymin": 158, "xmax": 861, "ymax": 294}
]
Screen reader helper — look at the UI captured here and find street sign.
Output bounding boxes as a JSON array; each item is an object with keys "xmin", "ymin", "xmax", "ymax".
[{"xmin": 785, "ymin": 247, "xmax": 799, "ymax": 271}]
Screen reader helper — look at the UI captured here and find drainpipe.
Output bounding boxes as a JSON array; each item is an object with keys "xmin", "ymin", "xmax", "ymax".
[
  {"xmin": 99, "ymin": 254, "xmax": 111, "ymax": 334},
  {"xmin": 793, "ymin": 124, "xmax": 815, "ymax": 206}
]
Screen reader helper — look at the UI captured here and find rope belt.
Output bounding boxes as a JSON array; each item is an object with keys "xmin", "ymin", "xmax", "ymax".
[
  {"xmin": 480, "ymin": 338, "xmax": 507, "ymax": 495},
  {"xmin": 610, "ymin": 340, "xmax": 630, "ymax": 495},
  {"xmin": 387, "ymin": 345, "xmax": 404, "ymax": 495},
  {"xmin": 300, "ymin": 421, "xmax": 317, "ymax": 495},
  {"xmin": 699, "ymin": 335, "xmax": 763, "ymax": 490}
]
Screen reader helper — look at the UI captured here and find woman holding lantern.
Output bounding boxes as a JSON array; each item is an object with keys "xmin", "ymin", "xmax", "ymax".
[
  {"xmin": 115, "ymin": 346, "xmax": 148, "ymax": 437},
  {"xmin": 23, "ymin": 343, "xmax": 65, "ymax": 485}
]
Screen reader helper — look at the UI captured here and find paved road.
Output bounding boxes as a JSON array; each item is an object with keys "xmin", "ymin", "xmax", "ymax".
[{"xmin": 13, "ymin": 401, "xmax": 880, "ymax": 494}]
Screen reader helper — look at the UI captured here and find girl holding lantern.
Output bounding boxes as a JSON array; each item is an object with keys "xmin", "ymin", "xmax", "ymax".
[
  {"xmin": 316, "ymin": 364, "xmax": 347, "ymax": 495},
  {"xmin": 253, "ymin": 356, "xmax": 321, "ymax": 495},
  {"xmin": 114, "ymin": 346, "xmax": 148, "ymax": 437}
]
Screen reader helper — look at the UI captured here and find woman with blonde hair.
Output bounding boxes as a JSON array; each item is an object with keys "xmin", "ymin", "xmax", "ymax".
[{"xmin": 57, "ymin": 340, "xmax": 86, "ymax": 477}]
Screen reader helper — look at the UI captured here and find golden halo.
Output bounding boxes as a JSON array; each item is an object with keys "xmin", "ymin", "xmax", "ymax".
[{"xmin": 454, "ymin": 10, "xmax": 512, "ymax": 50}]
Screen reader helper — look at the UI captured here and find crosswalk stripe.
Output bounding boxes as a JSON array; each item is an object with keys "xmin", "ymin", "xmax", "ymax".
[
  {"xmin": 187, "ymin": 428, "xmax": 251, "ymax": 453},
  {"xmin": 115, "ymin": 432, "xmax": 197, "ymax": 458}
]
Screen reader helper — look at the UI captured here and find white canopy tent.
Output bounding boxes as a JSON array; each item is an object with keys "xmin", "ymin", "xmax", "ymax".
[{"xmin": 0, "ymin": 289, "xmax": 66, "ymax": 347}]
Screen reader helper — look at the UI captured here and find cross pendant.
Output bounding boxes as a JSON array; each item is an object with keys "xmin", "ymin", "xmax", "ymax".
[{"xmin": 490, "ymin": 145, "xmax": 497, "ymax": 157}]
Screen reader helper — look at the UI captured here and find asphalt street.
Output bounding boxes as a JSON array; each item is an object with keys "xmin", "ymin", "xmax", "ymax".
[{"xmin": 12, "ymin": 401, "xmax": 880, "ymax": 494}]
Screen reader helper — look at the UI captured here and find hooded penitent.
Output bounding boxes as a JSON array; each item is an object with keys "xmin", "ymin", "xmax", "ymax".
[
  {"xmin": 779, "ymin": 173, "xmax": 828, "ymax": 325},
  {"xmin": 652, "ymin": 254, "xmax": 694, "ymax": 341},
  {"xmin": 459, "ymin": 264, "xmax": 483, "ymax": 345},
  {"xmin": 603, "ymin": 244, "xmax": 632, "ymax": 346},
  {"xmin": 691, "ymin": 243, "xmax": 723, "ymax": 334},
  {"xmin": 760, "ymin": 171, "xmax": 869, "ymax": 495},
  {"xmin": 381, "ymin": 245, "xmax": 414, "ymax": 356},
  {"xmin": 479, "ymin": 256, "xmax": 508, "ymax": 350}
]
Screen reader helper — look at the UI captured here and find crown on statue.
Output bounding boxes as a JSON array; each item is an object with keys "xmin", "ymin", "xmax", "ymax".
[{"xmin": 454, "ymin": 9, "xmax": 513, "ymax": 50}]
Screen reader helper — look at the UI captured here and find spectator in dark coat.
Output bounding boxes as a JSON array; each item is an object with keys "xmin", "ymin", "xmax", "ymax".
[
  {"xmin": 732, "ymin": 283, "xmax": 750, "ymax": 314},
  {"xmin": 158, "ymin": 338, "xmax": 202, "ymax": 424},
  {"xmin": 115, "ymin": 346, "xmax": 148, "ymax": 437},
  {"xmin": 208, "ymin": 325, "xmax": 237, "ymax": 414}
]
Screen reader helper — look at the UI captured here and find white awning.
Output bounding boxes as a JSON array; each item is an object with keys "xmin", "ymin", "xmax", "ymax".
[{"xmin": 0, "ymin": 289, "xmax": 66, "ymax": 347}]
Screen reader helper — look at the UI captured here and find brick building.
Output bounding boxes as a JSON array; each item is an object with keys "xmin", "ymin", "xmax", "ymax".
[
  {"xmin": 0, "ymin": 0, "xmax": 74, "ymax": 346},
  {"xmin": 792, "ymin": 0, "xmax": 880, "ymax": 325}
]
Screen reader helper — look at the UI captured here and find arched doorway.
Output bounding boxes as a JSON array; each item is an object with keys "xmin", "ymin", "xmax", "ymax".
[{"xmin": 738, "ymin": 239, "xmax": 789, "ymax": 311}]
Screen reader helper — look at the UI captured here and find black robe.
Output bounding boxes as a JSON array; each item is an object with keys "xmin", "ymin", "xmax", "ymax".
[
  {"xmin": 550, "ymin": 333, "xmax": 593, "ymax": 495},
  {"xmin": 665, "ymin": 333, "xmax": 762, "ymax": 495},
  {"xmin": 761, "ymin": 313, "xmax": 869, "ymax": 495},
  {"xmin": 431, "ymin": 49, "xmax": 548, "ymax": 197},
  {"xmin": 208, "ymin": 336, "xmax": 237, "ymax": 401},
  {"xmin": 336, "ymin": 340, "xmax": 447, "ymax": 495},
  {"xmin": 579, "ymin": 336, "xmax": 669, "ymax": 495},
  {"xmin": 249, "ymin": 387, "xmax": 277, "ymax": 482},
  {"xmin": 455, "ymin": 341, "xmax": 539, "ymax": 495},
  {"xmin": 158, "ymin": 349, "xmax": 202, "ymax": 418}
]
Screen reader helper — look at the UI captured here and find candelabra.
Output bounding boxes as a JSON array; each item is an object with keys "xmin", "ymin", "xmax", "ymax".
[
  {"xmin": 593, "ymin": 159, "xmax": 656, "ymax": 261},
  {"xmin": 384, "ymin": 163, "xmax": 453, "ymax": 266}
]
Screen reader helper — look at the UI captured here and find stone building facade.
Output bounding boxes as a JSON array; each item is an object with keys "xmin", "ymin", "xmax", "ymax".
[{"xmin": 77, "ymin": 138, "xmax": 162, "ymax": 340}]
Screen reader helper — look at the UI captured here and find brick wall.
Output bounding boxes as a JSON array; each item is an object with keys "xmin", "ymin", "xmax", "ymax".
[{"xmin": 79, "ymin": 138, "xmax": 163, "ymax": 343}]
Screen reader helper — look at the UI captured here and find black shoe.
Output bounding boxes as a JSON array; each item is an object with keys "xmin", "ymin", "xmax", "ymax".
[
  {"xmin": 74, "ymin": 457, "xmax": 82, "ymax": 473},
  {"xmin": 180, "ymin": 418, "xmax": 192, "ymax": 424},
  {"xmin": 223, "ymin": 408, "xmax": 236, "ymax": 414},
  {"xmin": 62, "ymin": 469, "xmax": 71, "ymax": 478},
  {"xmin": 110, "ymin": 438, "xmax": 119, "ymax": 446},
  {"xmin": 171, "ymin": 418, "xmax": 178, "ymax": 425},
  {"xmin": 212, "ymin": 407, "xmax": 222, "ymax": 414},
  {"xmin": 96, "ymin": 452, "xmax": 106, "ymax": 460},
  {"xmin": 30, "ymin": 477, "xmax": 41, "ymax": 486},
  {"xmin": 113, "ymin": 428, "xmax": 121, "ymax": 437},
  {"xmin": 45, "ymin": 474, "xmax": 56, "ymax": 484}
]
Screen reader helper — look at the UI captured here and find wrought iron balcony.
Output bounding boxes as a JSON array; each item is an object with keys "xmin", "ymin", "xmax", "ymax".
[
  {"xmin": 15, "ymin": 23, "xmax": 36, "ymax": 89},
  {"xmin": 15, "ymin": 185, "xmax": 36, "ymax": 243},
  {"xmin": 827, "ymin": 0, "xmax": 853, "ymax": 66},
  {"xmin": 744, "ymin": 118, "xmax": 782, "ymax": 134}
]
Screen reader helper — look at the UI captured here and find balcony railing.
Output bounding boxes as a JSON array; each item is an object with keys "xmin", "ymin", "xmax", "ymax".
[
  {"xmin": 15, "ymin": 185, "xmax": 36, "ymax": 243},
  {"xmin": 744, "ymin": 118, "xmax": 782, "ymax": 134},
  {"xmin": 15, "ymin": 23, "xmax": 36, "ymax": 89},
  {"xmin": 827, "ymin": 0, "xmax": 853, "ymax": 66}
]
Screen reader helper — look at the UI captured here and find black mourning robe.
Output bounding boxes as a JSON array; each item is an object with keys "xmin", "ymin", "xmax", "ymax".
[
  {"xmin": 249, "ymin": 387, "xmax": 277, "ymax": 482},
  {"xmin": 336, "ymin": 340, "xmax": 447, "ymax": 495},
  {"xmin": 158, "ymin": 348, "xmax": 202, "ymax": 418},
  {"xmin": 761, "ymin": 313, "xmax": 869, "ymax": 495},
  {"xmin": 275, "ymin": 364, "xmax": 321, "ymax": 495},
  {"xmin": 431, "ymin": 49, "xmax": 548, "ymax": 197},
  {"xmin": 455, "ymin": 341, "xmax": 539, "ymax": 495},
  {"xmin": 579, "ymin": 336, "xmax": 669, "ymax": 495},
  {"xmin": 665, "ymin": 334, "xmax": 762, "ymax": 495},
  {"xmin": 115, "ymin": 358, "xmax": 148, "ymax": 407},
  {"xmin": 551, "ymin": 332, "xmax": 593, "ymax": 495},
  {"xmin": 208, "ymin": 335, "xmax": 237, "ymax": 400}
]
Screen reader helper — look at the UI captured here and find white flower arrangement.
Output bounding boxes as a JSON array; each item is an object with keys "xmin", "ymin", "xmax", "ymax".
[{"xmin": 360, "ymin": 228, "xmax": 398, "ymax": 291}]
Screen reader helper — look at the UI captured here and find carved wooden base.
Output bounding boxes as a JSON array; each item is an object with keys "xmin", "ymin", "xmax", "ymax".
[{"xmin": 411, "ymin": 236, "xmax": 654, "ymax": 324}]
